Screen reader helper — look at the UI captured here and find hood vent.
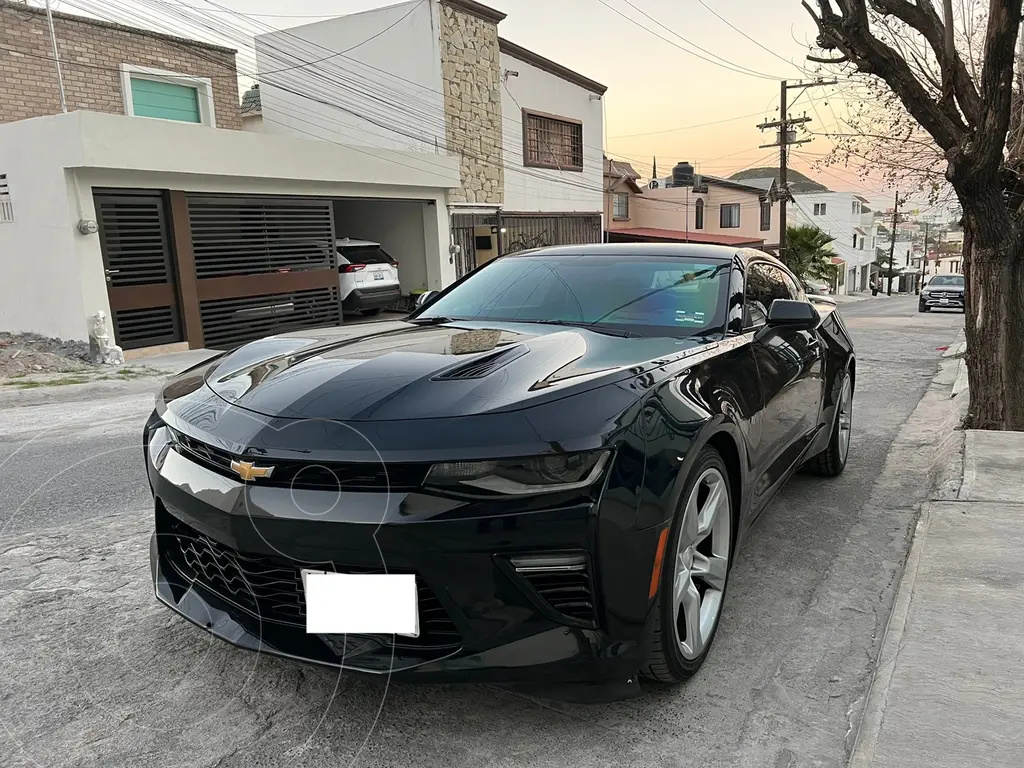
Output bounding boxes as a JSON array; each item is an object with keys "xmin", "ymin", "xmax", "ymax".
[{"xmin": 434, "ymin": 345, "xmax": 526, "ymax": 380}]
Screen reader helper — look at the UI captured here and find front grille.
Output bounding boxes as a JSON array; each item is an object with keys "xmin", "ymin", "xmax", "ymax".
[
  {"xmin": 170, "ymin": 429, "xmax": 430, "ymax": 491},
  {"xmin": 159, "ymin": 511, "xmax": 461, "ymax": 650},
  {"xmin": 510, "ymin": 553, "xmax": 597, "ymax": 626}
]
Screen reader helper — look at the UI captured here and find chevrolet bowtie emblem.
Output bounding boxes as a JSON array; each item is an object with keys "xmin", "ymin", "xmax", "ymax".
[{"xmin": 229, "ymin": 459, "xmax": 275, "ymax": 482}]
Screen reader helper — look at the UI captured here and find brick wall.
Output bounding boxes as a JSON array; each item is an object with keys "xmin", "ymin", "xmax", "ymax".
[{"xmin": 0, "ymin": 1, "xmax": 241, "ymax": 128}]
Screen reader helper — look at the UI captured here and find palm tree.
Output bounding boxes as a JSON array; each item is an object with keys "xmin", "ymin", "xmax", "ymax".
[{"xmin": 782, "ymin": 225, "xmax": 840, "ymax": 283}]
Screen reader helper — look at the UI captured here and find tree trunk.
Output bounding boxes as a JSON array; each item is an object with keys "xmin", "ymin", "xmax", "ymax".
[{"xmin": 961, "ymin": 217, "xmax": 1024, "ymax": 431}]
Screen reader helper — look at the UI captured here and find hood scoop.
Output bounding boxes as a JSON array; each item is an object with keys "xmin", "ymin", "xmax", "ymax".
[{"xmin": 433, "ymin": 345, "xmax": 527, "ymax": 380}]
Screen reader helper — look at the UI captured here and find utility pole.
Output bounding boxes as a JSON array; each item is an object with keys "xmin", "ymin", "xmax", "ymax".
[
  {"xmin": 887, "ymin": 189, "xmax": 900, "ymax": 296},
  {"xmin": 920, "ymin": 221, "xmax": 929, "ymax": 294},
  {"xmin": 757, "ymin": 78, "xmax": 837, "ymax": 260},
  {"xmin": 44, "ymin": 0, "xmax": 67, "ymax": 113}
]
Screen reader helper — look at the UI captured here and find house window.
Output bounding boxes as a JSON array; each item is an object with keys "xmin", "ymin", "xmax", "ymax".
[
  {"xmin": 720, "ymin": 203, "xmax": 740, "ymax": 228},
  {"xmin": 852, "ymin": 201, "xmax": 860, "ymax": 215},
  {"xmin": 0, "ymin": 174, "xmax": 12, "ymax": 224},
  {"xmin": 613, "ymin": 193, "xmax": 629, "ymax": 220},
  {"xmin": 121, "ymin": 64, "xmax": 216, "ymax": 126},
  {"xmin": 853, "ymin": 234, "xmax": 858, "ymax": 248},
  {"xmin": 814, "ymin": 202, "xmax": 827, "ymax": 215},
  {"xmin": 695, "ymin": 198, "xmax": 704, "ymax": 229},
  {"xmin": 760, "ymin": 201, "xmax": 771, "ymax": 231},
  {"xmin": 523, "ymin": 110, "xmax": 584, "ymax": 171}
]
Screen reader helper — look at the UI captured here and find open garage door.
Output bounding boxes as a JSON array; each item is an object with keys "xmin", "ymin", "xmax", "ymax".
[
  {"xmin": 333, "ymin": 198, "xmax": 435, "ymax": 310},
  {"xmin": 187, "ymin": 195, "xmax": 341, "ymax": 349}
]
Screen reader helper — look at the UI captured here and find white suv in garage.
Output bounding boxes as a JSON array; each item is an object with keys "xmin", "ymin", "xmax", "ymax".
[{"xmin": 337, "ymin": 238, "xmax": 402, "ymax": 316}]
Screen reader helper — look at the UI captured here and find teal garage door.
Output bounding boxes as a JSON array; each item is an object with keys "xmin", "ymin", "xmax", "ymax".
[{"xmin": 130, "ymin": 77, "xmax": 201, "ymax": 123}]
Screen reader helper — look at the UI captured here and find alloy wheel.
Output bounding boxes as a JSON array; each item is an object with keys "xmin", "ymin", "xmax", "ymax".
[
  {"xmin": 673, "ymin": 467, "xmax": 731, "ymax": 660},
  {"xmin": 837, "ymin": 375, "xmax": 853, "ymax": 464}
]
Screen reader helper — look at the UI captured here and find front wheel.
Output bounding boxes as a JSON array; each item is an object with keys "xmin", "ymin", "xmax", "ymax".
[
  {"xmin": 919, "ymin": 304, "xmax": 929, "ymax": 313},
  {"xmin": 803, "ymin": 369, "xmax": 853, "ymax": 477},
  {"xmin": 642, "ymin": 446, "xmax": 733, "ymax": 684}
]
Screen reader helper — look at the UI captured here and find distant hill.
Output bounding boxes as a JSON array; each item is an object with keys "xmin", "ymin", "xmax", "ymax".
[{"xmin": 728, "ymin": 166, "xmax": 831, "ymax": 194}]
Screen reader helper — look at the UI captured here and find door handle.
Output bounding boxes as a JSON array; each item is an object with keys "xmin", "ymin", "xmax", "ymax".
[{"xmin": 105, "ymin": 268, "xmax": 119, "ymax": 283}]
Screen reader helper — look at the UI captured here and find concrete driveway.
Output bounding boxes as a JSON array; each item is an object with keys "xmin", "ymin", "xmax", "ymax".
[{"xmin": 0, "ymin": 298, "xmax": 963, "ymax": 768}]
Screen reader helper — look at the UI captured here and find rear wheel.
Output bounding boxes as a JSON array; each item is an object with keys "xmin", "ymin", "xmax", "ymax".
[
  {"xmin": 642, "ymin": 447, "xmax": 733, "ymax": 683},
  {"xmin": 803, "ymin": 369, "xmax": 853, "ymax": 477}
]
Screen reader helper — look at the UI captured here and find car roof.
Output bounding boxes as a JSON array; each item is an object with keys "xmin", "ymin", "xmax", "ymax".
[
  {"xmin": 335, "ymin": 238, "xmax": 381, "ymax": 248},
  {"xmin": 503, "ymin": 242, "xmax": 784, "ymax": 267}
]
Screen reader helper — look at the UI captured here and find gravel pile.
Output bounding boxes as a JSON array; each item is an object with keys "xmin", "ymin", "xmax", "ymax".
[{"xmin": 0, "ymin": 332, "xmax": 96, "ymax": 379}]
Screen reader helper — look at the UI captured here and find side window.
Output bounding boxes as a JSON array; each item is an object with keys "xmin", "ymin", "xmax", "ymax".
[{"xmin": 744, "ymin": 261, "xmax": 798, "ymax": 327}]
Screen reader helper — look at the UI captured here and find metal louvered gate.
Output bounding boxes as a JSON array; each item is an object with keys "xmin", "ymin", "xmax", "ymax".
[
  {"xmin": 95, "ymin": 191, "xmax": 184, "ymax": 350},
  {"xmin": 186, "ymin": 195, "xmax": 341, "ymax": 350}
]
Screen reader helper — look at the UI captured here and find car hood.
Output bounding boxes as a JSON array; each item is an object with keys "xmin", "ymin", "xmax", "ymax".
[
  {"xmin": 196, "ymin": 320, "xmax": 707, "ymax": 421},
  {"xmin": 925, "ymin": 283, "xmax": 964, "ymax": 292}
]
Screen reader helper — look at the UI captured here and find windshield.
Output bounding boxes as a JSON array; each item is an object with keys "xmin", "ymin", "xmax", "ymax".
[
  {"xmin": 415, "ymin": 253, "xmax": 729, "ymax": 338},
  {"xmin": 927, "ymin": 275, "xmax": 964, "ymax": 287}
]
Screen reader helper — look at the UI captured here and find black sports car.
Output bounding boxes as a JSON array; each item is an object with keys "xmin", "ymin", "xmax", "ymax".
[{"xmin": 144, "ymin": 243, "xmax": 855, "ymax": 690}]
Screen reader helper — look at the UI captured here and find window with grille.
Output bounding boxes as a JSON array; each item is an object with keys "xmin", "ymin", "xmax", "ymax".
[
  {"xmin": 612, "ymin": 193, "xmax": 629, "ymax": 219},
  {"xmin": 523, "ymin": 110, "xmax": 584, "ymax": 171},
  {"xmin": 720, "ymin": 203, "xmax": 740, "ymax": 228},
  {"xmin": 0, "ymin": 174, "xmax": 12, "ymax": 224},
  {"xmin": 760, "ymin": 200, "xmax": 771, "ymax": 231}
]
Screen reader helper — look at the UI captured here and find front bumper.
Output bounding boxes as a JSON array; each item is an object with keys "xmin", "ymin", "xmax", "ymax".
[
  {"xmin": 920, "ymin": 293, "xmax": 964, "ymax": 309},
  {"xmin": 146, "ymin": 427, "xmax": 659, "ymax": 684}
]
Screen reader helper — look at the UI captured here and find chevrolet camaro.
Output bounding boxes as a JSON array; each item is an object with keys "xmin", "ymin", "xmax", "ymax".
[{"xmin": 144, "ymin": 243, "xmax": 856, "ymax": 690}]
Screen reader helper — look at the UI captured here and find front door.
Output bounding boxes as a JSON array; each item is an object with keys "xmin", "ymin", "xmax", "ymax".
[
  {"xmin": 744, "ymin": 260, "xmax": 824, "ymax": 502},
  {"xmin": 95, "ymin": 190, "xmax": 184, "ymax": 350}
]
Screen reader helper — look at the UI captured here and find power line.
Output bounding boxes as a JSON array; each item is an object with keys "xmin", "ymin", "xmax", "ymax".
[{"xmin": 594, "ymin": 0, "xmax": 783, "ymax": 81}]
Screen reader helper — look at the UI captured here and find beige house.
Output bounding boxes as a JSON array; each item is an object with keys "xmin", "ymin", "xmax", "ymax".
[
  {"xmin": 602, "ymin": 160, "xmax": 779, "ymax": 249},
  {"xmin": 604, "ymin": 157, "xmax": 644, "ymax": 228}
]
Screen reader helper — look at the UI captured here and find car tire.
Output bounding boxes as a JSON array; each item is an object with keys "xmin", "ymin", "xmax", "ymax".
[
  {"xmin": 803, "ymin": 369, "xmax": 853, "ymax": 477},
  {"xmin": 362, "ymin": 308, "xmax": 382, "ymax": 317},
  {"xmin": 642, "ymin": 445, "xmax": 733, "ymax": 684},
  {"xmin": 918, "ymin": 304, "xmax": 929, "ymax": 313}
]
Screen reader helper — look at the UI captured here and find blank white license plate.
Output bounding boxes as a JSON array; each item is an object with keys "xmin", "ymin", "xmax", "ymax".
[
  {"xmin": 373, "ymin": 271, "xmax": 385, "ymax": 280},
  {"xmin": 301, "ymin": 569, "xmax": 419, "ymax": 637},
  {"xmin": 940, "ymin": 299, "xmax": 949, "ymax": 304}
]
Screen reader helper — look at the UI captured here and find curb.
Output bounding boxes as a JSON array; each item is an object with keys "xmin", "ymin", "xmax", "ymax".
[{"xmin": 846, "ymin": 328, "xmax": 968, "ymax": 767}]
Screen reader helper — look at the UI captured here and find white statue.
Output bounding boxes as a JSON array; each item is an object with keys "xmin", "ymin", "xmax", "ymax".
[{"xmin": 88, "ymin": 310, "xmax": 124, "ymax": 366}]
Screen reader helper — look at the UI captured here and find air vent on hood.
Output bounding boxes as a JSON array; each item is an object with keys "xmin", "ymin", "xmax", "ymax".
[{"xmin": 433, "ymin": 346, "xmax": 525, "ymax": 380}]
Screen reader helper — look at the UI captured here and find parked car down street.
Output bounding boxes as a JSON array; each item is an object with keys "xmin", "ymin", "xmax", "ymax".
[
  {"xmin": 142, "ymin": 243, "xmax": 856, "ymax": 696},
  {"xmin": 919, "ymin": 274, "xmax": 965, "ymax": 313}
]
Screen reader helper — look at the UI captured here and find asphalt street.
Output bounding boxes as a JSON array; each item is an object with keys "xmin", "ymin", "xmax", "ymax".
[{"xmin": 0, "ymin": 297, "xmax": 964, "ymax": 768}]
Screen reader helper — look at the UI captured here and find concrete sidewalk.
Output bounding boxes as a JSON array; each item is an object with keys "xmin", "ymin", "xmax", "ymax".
[{"xmin": 851, "ymin": 411, "xmax": 1024, "ymax": 764}]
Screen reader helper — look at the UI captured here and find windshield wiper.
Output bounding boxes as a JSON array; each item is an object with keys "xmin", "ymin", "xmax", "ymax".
[
  {"xmin": 406, "ymin": 316, "xmax": 456, "ymax": 325},
  {"xmin": 526, "ymin": 319, "xmax": 635, "ymax": 338}
]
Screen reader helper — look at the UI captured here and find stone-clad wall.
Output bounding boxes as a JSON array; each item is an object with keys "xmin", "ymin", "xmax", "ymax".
[{"xmin": 438, "ymin": 2, "xmax": 503, "ymax": 204}]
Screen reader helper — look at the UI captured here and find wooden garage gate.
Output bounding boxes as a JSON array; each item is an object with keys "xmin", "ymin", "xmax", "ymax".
[
  {"xmin": 95, "ymin": 190, "xmax": 342, "ymax": 351},
  {"xmin": 185, "ymin": 195, "xmax": 340, "ymax": 349},
  {"xmin": 95, "ymin": 190, "xmax": 184, "ymax": 350}
]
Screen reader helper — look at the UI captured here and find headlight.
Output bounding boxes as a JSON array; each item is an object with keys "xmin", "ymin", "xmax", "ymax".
[
  {"xmin": 146, "ymin": 421, "xmax": 175, "ymax": 472},
  {"xmin": 424, "ymin": 450, "xmax": 611, "ymax": 495}
]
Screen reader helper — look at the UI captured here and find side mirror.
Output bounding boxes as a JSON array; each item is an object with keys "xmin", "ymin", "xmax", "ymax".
[
  {"xmin": 756, "ymin": 299, "xmax": 820, "ymax": 338},
  {"xmin": 415, "ymin": 290, "xmax": 439, "ymax": 309}
]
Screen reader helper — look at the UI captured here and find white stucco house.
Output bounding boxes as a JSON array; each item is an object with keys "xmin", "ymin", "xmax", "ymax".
[
  {"xmin": 790, "ymin": 191, "xmax": 879, "ymax": 295},
  {"xmin": 0, "ymin": 3, "xmax": 459, "ymax": 352},
  {"xmin": 253, "ymin": 0, "xmax": 607, "ymax": 277}
]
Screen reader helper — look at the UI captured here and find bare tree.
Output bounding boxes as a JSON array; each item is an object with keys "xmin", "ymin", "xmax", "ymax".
[{"xmin": 805, "ymin": 0, "xmax": 1024, "ymax": 430}]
